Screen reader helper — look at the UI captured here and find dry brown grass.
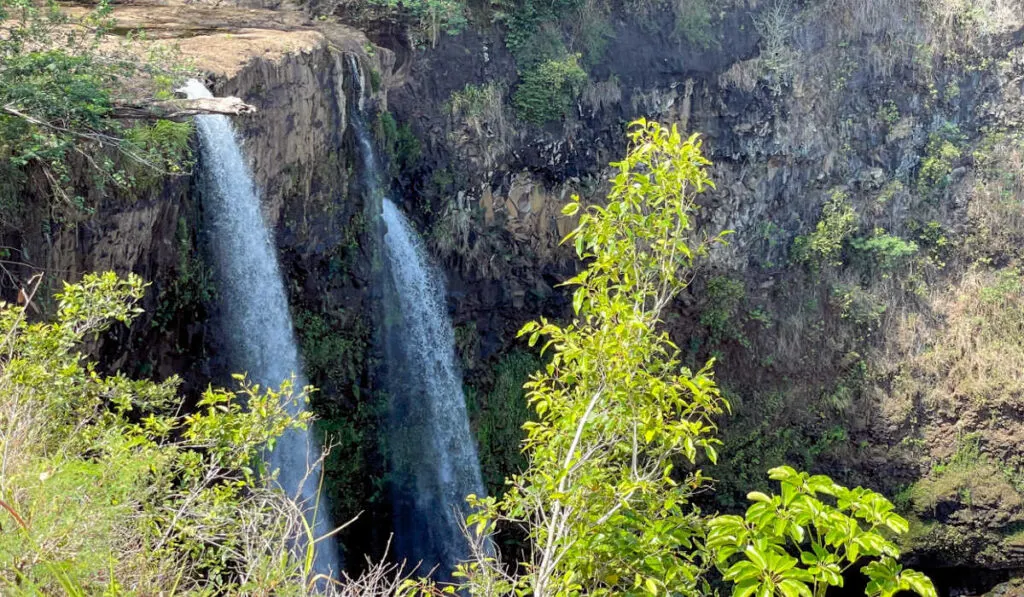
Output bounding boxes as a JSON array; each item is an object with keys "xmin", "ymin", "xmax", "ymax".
[
  {"xmin": 875, "ymin": 267, "xmax": 1024, "ymax": 463},
  {"xmin": 967, "ymin": 134, "xmax": 1024, "ymax": 260}
]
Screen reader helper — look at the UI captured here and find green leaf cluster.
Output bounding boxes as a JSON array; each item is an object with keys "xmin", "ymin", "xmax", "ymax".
[
  {"xmin": 376, "ymin": 111, "xmax": 422, "ymax": 175},
  {"xmin": 708, "ymin": 466, "xmax": 937, "ymax": 597},
  {"xmin": 849, "ymin": 228, "xmax": 919, "ymax": 274},
  {"xmin": 700, "ymin": 275, "xmax": 747, "ymax": 343},
  {"xmin": 917, "ymin": 122, "xmax": 966, "ymax": 195},
  {"xmin": 451, "ymin": 120, "xmax": 729, "ymax": 596},
  {"xmin": 498, "ymin": 7, "xmax": 590, "ymax": 125},
  {"xmin": 512, "ymin": 53, "xmax": 587, "ymax": 125},
  {"xmin": 0, "ymin": 272, "xmax": 323, "ymax": 594},
  {"xmin": 793, "ymin": 189, "xmax": 859, "ymax": 268}
]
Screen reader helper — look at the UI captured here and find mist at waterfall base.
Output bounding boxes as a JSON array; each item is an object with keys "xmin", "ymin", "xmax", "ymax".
[
  {"xmin": 341, "ymin": 72, "xmax": 485, "ymax": 577},
  {"xmin": 183, "ymin": 79, "xmax": 342, "ymax": 578}
]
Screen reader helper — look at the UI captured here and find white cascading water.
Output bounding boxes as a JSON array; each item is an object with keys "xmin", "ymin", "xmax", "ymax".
[
  {"xmin": 181, "ymin": 79, "xmax": 342, "ymax": 579},
  {"xmin": 381, "ymin": 197, "xmax": 486, "ymax": 577},
  {"xmin": 341, "ymin": 53, "xmax": 484, "ymax": 577}
]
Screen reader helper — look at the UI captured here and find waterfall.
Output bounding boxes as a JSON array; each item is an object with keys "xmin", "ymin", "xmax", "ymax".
[
  {"xmin": 346, "ymin": 54, "xmax": 366, "ymax": 115},
  {"xmin": 381, "ymin": 197, "xmax": 486, "ymax": 577},
  {"xmin": 181, "ymin": 79, "xmax": 342, "ymax": 579},
  {"xmin": 342, "ymin": 55, "xmax": 484, "ymax": 577}
]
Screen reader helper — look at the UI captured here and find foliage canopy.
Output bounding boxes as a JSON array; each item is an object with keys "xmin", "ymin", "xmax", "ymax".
[
  {"xmin": 0, "ymin": 0, "xmax": 192, "ymax": 225},
  {"xmin": 0, "ymin": 273, "xmax": 326, "ymax": 594}
]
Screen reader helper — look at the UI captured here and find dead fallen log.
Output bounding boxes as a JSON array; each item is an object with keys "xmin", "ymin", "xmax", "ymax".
[
  {"xmin": 111, "ymin": 96, "xmax": 257, "ymax": 120},
  {"xmin": 4, "ymin": 96, "xmax": 256, "ymax": 131}
]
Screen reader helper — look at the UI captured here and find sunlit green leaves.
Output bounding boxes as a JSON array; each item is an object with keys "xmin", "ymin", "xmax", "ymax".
[
  {"xmin": 454, "ymin": 120, "xmax": 728, "ymax": 596},
  {"xmin": 0, "ymin": 273, "xmax": 316, "ymax": 593},
  {"xmin": 708, "ymin": 467, "xmax": 935, "ymax": 597},
  {"xmin": 864, "ymin": 558, "xmax": 937, "ymax": 597}
]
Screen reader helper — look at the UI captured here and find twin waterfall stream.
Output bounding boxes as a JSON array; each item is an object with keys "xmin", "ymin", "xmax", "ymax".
[
  {"xmin": 185, "ymin": 57, "xmax": 484, "ymax": 584},
  {"xmin": 183, "ymin": 80, "xmax": 342, "ymax": 578},
  {"xmin": 380, "ymin": 197, "xmax": 486, "ymax": 578}
]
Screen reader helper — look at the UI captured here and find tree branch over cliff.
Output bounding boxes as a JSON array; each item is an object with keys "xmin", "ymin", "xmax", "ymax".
[
  {"xmin": 0, "ymin": 0, "xmax": 249, "ymax": 221},
  {"xmin": 4, "ymin": 97, "xmax": 257, "ymax": 127},
  {"xmin": 110, "ymin": 96, "xmax": 258, "ymax": 120}
]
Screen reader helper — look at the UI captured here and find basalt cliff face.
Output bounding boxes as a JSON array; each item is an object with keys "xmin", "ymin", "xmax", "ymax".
[
  {"xmin": 5, "ymin": 0, "xmax": 1024, "ymax": 590},
  {"xmin": 378, "ymin": 4, "xmax": 1024, "ymax": 587}
]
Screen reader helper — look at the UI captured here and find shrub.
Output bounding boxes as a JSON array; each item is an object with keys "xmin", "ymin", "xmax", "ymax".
[
  {"xmin": 709, "ymin": 467, "xmax": 936, "ymax": 597},
  {"xmin": 0, "ymin": 273, "xmax": 319, "ymax": 593},
  {"xmin": 447, "ymin": 83, "xmax": 505, "ymax": 120},
  {"xmin": 152, "ymin": 216, "xmax": 215, "ymax": 337},
  {"xmin": 917, "ymin": 123, "xmax": 966, "ymax": 194},
  {"xmin": 465, "ymin": 350, "xmax": 542, "ymax": 495},
  {"xmin": 513, "ymin": 54, "xmax": 587, "ymax": 124},
  {"xmin": 793, "ymin": 189, "xmax": 859, "ymax": 268},
  {"xmin": 446, "ymin": 82, "xmax": 505, "ymax": 137},
  {"xmin": 123, "ymin": 119, "xmax": 194, "ymax": 190},
  {"xmin": 752, "ymin": 0, "xmax": 795, "ymax": 92},
  {"xmin": 375, "ymin": 111, "xmax": 421, "ymax": 173},
  {"xmin": 700, "ymin": 275, "xmax": 747, "ymax": 342},
  {"xmin": 830, "ymin": 283, "xmax": 887, "ymax": 332},
  {"xmin": 918, "ymin": 139, "xmax": 961, "ymax": 193},
  {"xmin": 876, "ymin": 99, "xmax": 901, "ymax": 126},
  {"xmin": 850, "ymin": 228, "xmax": 920, "ymax": 273},
  {"xmin": 672, "ymin": 0, "xmax": 715, "ymax": 47},
  {"xmin": 293, "ymin": 308, "xmax": 383, "ymax": 542},
  {"xmin": 498, "ymin": 0, "xmax": 582, "ymax": 62},
  {"xmin": 575, "ymin": 6, "xmax": 614, "ymax": 66}
]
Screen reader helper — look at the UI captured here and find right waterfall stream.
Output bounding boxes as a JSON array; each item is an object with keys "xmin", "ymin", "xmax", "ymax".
[
  {"xmin": 341, "ymin": 53, "xmax": 485, "ymax": 576},
  {"xmin": 380, "ymin": 197, "xmax": 486, "ymax": 578}
]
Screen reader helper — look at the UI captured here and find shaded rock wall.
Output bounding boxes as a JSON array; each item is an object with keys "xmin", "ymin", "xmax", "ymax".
[{"xmin": 371, "ymin": 0, "xmax": 1024, "ymax": 580}]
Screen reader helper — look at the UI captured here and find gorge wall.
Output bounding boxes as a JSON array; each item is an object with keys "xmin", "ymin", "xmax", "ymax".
[
  {"xmin": 3, "ymin": 0, "xmax": 1024, "ymax": 590},
  {"xmin": 373, "ymin": 2, "xmax": 1024, "ymax": 587}
]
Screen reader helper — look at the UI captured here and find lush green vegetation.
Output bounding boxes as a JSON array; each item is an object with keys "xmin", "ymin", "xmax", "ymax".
[
  {"xmin": 465, "ymin": 350, "xmax": 542, "ymax": 495},
  {"xmin": 0, "ymin": 0, "xmax": 193, "ymax": 226},
  {"xmin": 701, "ymin": 275, "xmax": 747, "ymax": 344},
  {"xmin": 376, "ymin": 111, "xmax": 422, "ymax": 175},
  {"xmin": 709, "ymin": 467, "xmax": 932, "ymax": 597},
  {"xmin": 917, "ymin": 123, "xmax": 965, "ymax": 195},
  {"xmin": 512, "ymin": 54, "xmax": 587, "ymax": 125},
  {"xmin": 793, "ymin": 189, "xmax": 859, "ymax": 269},
  {"xmin": 404, "ymin": 121, "xmax": 934, "ymax": 597},
  {"xmin": 152, "ymin": 216, "xmax": 216, "ymax": 341},
  {"xmin": 0, "ymin": 273, "xmax": 322, "ymax": 594},
  {"xmin": 294, "ymin": 307, "xmax": 385, "ymax": 524}
]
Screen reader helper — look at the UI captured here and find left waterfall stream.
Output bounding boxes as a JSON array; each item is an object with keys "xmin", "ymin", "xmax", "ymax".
[{"xmin": 182, "ymin": 79, "xmax": 343, "ymax": 580}]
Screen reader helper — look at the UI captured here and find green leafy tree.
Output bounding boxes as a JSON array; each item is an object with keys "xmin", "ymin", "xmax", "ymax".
[
  {"xmin": 708, "ymin": 466, "xmax": 936, "ymax": 597},
  {"xmin": 403, "ymin": 121, "xmax": 935, "ymax": 597},
  {"xmin": 444, "ymin": 119, "xmax": 729, "ymax": 596}
]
